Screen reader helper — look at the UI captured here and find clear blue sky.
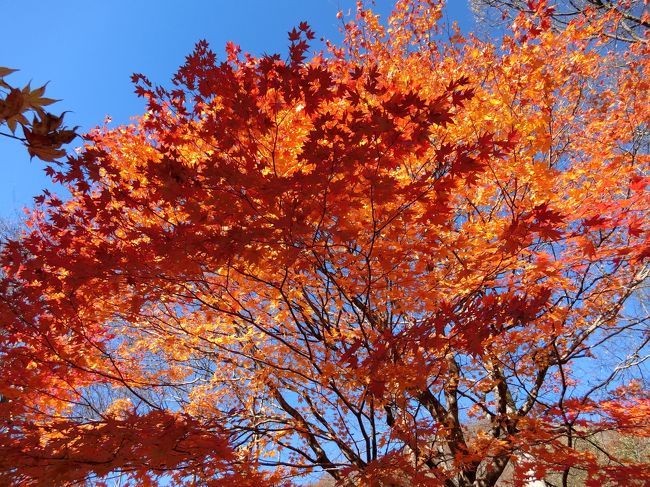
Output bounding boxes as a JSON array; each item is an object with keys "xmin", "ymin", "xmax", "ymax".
[{"xmin": 0, "ymin": 1, "xmax": 474, "ymax": 217}]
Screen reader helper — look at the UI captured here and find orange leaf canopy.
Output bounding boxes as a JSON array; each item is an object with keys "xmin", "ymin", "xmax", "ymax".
[{"xmin": 1, "ymin": 1, "xmax": 649, "ymax": 485}]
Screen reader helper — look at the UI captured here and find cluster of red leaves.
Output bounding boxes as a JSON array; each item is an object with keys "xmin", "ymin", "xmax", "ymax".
[
  {"xmin": 0, "ymin": 67, "xmax": 77, "ymax": 161},
  {"xmin": 0, "ymin": 410, "xmax": 267, "ymax": 486}
]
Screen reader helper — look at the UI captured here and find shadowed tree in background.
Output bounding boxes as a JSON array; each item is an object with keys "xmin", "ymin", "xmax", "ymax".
[
  {"xmin": 0, "ymin": 1, "xmax": 648, "ymax": 485},
  {"xmin": 470, "ymin": 0, "xmax": 649, "ymax": 43}
]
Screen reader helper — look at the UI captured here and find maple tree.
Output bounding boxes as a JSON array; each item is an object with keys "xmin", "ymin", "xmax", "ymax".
[{"xmin": 1, "ymin": 1, "xmax": 649, "ymax": 485}]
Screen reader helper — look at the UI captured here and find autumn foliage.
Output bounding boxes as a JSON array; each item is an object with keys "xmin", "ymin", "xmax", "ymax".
[
  {"xmin": 1, "ymin": 1, "xmax": 649, "ymax": 485},
  {"xmin": 0, "ymin": 68, "xmax": 76, "ymax": 162}
]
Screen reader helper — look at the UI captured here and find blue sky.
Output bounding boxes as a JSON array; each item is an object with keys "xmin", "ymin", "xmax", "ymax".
[{"xmin": 0, "ymin": 0, "xmax": 474, "ymax": 218}]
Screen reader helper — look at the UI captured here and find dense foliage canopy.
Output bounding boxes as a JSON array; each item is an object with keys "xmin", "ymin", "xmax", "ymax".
[{"xmin": 1, "ymin": 1, "xmax": 649, "ymax": 485}]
